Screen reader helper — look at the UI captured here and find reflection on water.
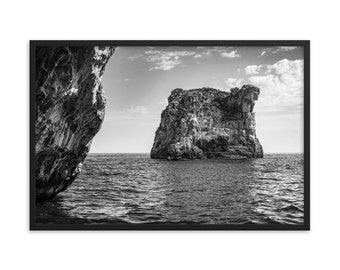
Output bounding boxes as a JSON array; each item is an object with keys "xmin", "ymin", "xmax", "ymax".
[{"xmin": 36, "ymin": 153, "xmax": 304, "ymax": 225}]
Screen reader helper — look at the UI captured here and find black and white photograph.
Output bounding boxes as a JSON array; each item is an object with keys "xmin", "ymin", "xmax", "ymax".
[
  {"xmin": 6, "ymin": 0, "xmax": 340, "ymax": 269},
  {"xmin": 30, "ymin": 41, "xmax": 309, "ymax": 230}
]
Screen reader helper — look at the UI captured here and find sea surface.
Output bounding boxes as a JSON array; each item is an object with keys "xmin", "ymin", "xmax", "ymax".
[{"xmin": 36, "ymin": 153, "xmax": 304, "ymax": 225}]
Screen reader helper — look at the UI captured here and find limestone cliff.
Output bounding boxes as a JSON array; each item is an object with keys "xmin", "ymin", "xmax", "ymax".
[
  {"xmin": 150, "ymin": 85, "xmax": 263, "ymax": 160},
  {"xmin": 35, "ymin": 46, "xmax": 114, "ymax": 201}
]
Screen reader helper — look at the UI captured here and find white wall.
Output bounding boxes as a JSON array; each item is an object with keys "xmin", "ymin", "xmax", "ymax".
[{"xmin": 0, "ymin": 0, "xmax": 339, "ymax": 269}]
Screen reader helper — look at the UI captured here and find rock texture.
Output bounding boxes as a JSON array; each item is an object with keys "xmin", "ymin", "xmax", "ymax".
[
  {"xmin": 35, "ymin": 46, "xmax": 114, "ymax": 201},
  {"xmin": 151, "ymin": 85, "xmax": 263, "ymax": 160}
]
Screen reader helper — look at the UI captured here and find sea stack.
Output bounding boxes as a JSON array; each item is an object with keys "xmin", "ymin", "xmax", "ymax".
[
  {"xmin": 35, "ymin": 46, "xmax": 114, "ymax": 201},
  {"xmin": 150, "ymin": 85, "xmax": 263, "ymax": 160}
]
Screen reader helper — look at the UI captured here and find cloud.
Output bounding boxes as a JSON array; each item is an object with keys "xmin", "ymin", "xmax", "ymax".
[
  {"xmin": 266, "ymin": 58, "xmax": 303, "ymax": 76},
  {"xmin": 128, "ymin": 47, "xmax": 241, "ymax": 70},
  {"xmin": 126, "ymin": 105, "xmax": 149, "ymax": 115},
  {"xmin": 127, "ymin": 54, "xmax": 143, "ymax": 61},
  {"xmin": 225, "ymin": 78, "xmax": 244, "ymax": 89},
  {"xmin": 144, "ymin": 50, "xmax": 196, "ymax": 71},
  {"xmin": 260, "ymin": 46, "xmax": 298, "ymax": 56},
  {"xmin": 245, "ymin": 64, "xmax": 263, "ymax": 75},
  {"xmin": 196, "ymin": 47, "xmax": 241, "ymax": 58},
  {"xmin": 221, "ymin": 50, "xmax": 240, "ymax": 58},
  {"xmin": 128, "ymin": 50, "xmax": 196, "ymax": 70},
  {"xmin": 248, "ymin": 59, "xmax": 303, "ymax": 107}
]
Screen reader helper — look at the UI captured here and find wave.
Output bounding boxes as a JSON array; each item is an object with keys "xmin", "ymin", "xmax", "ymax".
[{"xmin": 278, "ymin": 205, "xmax": 304, "ymax": 213}]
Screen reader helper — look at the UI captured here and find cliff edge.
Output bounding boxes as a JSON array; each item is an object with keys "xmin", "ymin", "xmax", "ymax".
[
  {"xmin": 150, "ymin": 85, "xmax": 263, "ymax": 160},
  {"xmin": 35, "ymin": 46, "xmax": 114, "ymax": 201}
]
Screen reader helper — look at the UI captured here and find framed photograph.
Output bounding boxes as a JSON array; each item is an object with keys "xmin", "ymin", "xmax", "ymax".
[{"xmin": 30, "ymin": 40, "xmax": 310, "ymax": 230}]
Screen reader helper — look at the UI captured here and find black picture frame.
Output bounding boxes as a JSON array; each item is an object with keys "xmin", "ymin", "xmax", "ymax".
[{"xmin": 30, "ymin": 40, "xmax": 310, "ymax": 230}]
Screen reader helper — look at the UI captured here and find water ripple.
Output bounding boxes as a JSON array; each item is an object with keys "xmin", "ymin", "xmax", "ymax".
[{"xmin": 36, "ymin": 153, "xmax": 304, "ymax": 225}]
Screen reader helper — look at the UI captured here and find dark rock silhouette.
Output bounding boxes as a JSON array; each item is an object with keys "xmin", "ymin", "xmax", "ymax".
[
  {"xmin": 35, "ymin": 46, "xmax": 114, "ymax": 201},
  {"xmin": 151, "ymin": 85, "xmax": 263, "ymax": 160}
]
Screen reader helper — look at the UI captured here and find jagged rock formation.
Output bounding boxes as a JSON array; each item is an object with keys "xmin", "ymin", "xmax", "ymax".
[
  {"xmin": 151, "ymin": 85, "xmax": 263, "ymax": 160},
  {"xmin": 35, "ymin": 46, "xmax": 114, "ymax": 201}
]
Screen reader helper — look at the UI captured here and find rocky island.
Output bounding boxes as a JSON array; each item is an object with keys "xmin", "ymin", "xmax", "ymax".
[
  {"xmin": 150, "ymin": 85, "xmax": 263, "ymax": 160},
  {"xmin": 35, "ymin": 46, "xmax": 114, "ymax": 201}
]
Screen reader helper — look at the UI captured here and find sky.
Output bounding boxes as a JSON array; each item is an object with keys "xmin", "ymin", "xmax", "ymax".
[{"xmin": 90, "ymin": 46, "xmax": 304, "ymax": 153}]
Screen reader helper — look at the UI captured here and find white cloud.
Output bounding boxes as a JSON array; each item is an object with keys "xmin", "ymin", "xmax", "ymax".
[
  {"xmin": 260, "ymin": 46, "xmax": 298, "ymax": 56},
  {"xmin": 248, "ymin": 59, "xmax": 304, "ymax": 107},
  {"xmin": 128, "ymin": 47, "xmax": 241, "ymax": 70},
  {"xmin": 237, "ymin": 68, "xmax": 241, "ymax": 73},
  {"xmin": 279, "ymin": 46, "xmax": 298, "ymax": 51},
  {"xmin": 126, "ymin": 105, "xmax": 149, "ymax": 115},
  {"xmin": 245, "ymin": 64, "xmax": 263, "ymax": 75},
  {"xmin": 144, "ymin": 50, "xmax": 196, "ymax": 71},
  {"xmin": 225, "ymin": 78, "xmax": 244, "ymax": 89},
  {"xmin": 266, "ymin": 58, "xmax": 303, "ymax": 76},
  {"xmin": 221, "ymin": 50, "xmax": 240, "ymax": 58},
  {"xmin": 196, "ymin": 47, "xmax": 241, "ymax": 58},
  {"xmin": 127, "ymin": 54, "xmax": 143, "ymax": 61}
]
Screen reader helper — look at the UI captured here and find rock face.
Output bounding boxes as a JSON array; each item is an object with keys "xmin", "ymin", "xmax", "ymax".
[
  {"xmin": 150, "ymin": 85, "xmax": 263, "ymax": 160},
  {"xmin": 35, "ymin": 46, "xmax": 114, "ymax": 201}
]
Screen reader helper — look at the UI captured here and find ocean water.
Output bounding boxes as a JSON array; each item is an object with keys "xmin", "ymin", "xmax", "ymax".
[{"xmin": 36, "ymin": 153, "xmax": 304, "ymax": 225}]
